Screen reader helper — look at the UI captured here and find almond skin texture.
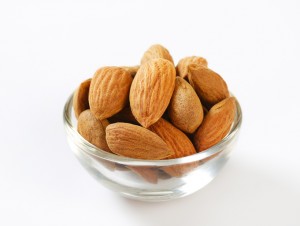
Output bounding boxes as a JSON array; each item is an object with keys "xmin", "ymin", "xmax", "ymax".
[
  {"xmin": 149, "ymin": 118, "xmax": 198, "ymax": 177},
  {"xmin": 188, "ymin": 64, "xmax": 229, "ymax": 107},
  {"xmin": 89, "ymin": 67, "xmax": 133, "ymax": 120},
  {"xmin": 168, "ymin": 77, "xmax": 204, "ymax": 134},
  {"xmin": 77, "ymin": 110, "xmax": 111, "ymax": 152},
  {"xmin": 130, "ymin": 58, "xmax": 176, "ymax": 128},
  {"xmin": 176, "ymin": 56, "xmax": 208, "ymax": 79},
  {"xmin": 141, "ymin": 44, "xmax": 174, "ymax": 65},
  {"xmin": 194, "ymin": 97, "xmax": 236, "ymax": 152},
  {"xmin": 122, "ymin": 65, "xmax": 140, "ymax": 77},
  {"xmin": 73, "ymin": 78, "xmax": 91, "ymax": 119},
  {"xmin": 149, "ymin": 118, "xmax": 196, "ymax": 158},
  {"xmin": 106, "ymin": 123, "xmax": 174, "ymax": 160}
]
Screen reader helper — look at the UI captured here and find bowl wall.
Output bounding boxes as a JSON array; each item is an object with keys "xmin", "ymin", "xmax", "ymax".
[{"xmin": 63, "ymin": 93, "xmax": 242, "ymax": 201}]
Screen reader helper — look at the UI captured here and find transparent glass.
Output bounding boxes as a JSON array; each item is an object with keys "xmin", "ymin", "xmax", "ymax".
[{"xmin": 63, "ymin": 93, "xmax": 242, "ymax": 202}]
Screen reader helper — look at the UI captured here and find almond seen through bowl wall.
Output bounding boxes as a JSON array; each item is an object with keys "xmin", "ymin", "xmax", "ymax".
[{"xmin": 127, "ymin": 166, "xmax": 158, "ymax": 184}]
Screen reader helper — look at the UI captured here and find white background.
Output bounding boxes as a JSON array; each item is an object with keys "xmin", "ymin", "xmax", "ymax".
[{"xmin": 0, "ymin": 0, "xmax": 300, "ymax": 225}]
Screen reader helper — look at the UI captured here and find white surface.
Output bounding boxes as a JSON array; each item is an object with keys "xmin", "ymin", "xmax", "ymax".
[{"xmin": 0, "ymin": 0, "xmax": 300, "ymax": 225}]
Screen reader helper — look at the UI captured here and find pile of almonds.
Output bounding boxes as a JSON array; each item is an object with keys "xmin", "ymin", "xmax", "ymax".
[{"xmin": 73, "ymin": 44, "xmax": 236, "ymax": 179}]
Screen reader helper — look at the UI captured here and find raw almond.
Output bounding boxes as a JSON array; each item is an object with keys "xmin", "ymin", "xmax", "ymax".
[
  {"xmin": 106, "ymin": 123, "xmax": 174, "ymax": 160},
  {"xmin": 77, "ymin": 109, "xmax": 111, "ymax": 152},
  {"xmin": 141, "ymin": 44, "xmax": 174, "ymax": 65},
  {"xmin": 149, "ymin": 118, "xmax": 196, "ymax": 158},
  {"xmin": 73, "ymin": 78, "xmax": 91, "ymax": 119},
  {"xmin": 89, "ymin": 67, "xmax": 133, "ymax": 120},
  {"xmin": 188, "ymin": 64, "xmax": 229, "ymax": 107},
  {"xmin": 127, "ymin": 166, "xmax": 158, "ymax": 184},
  {"xmin": 176, "ymin": 56, "xmax": 208, "ymax": 79},
  {"xmin": 168, "ymin": 77, "xmax": 204, "ymax": 134},
  {"xmin": 149, "ymin": 118, "xmax": 198, "ymax": 177},
  {"xmin": 194, "ymin": 97, "xmax": 236, "ymax": 152},
  {"xmin": 122, "ymin": 65, "xmax": 140, "ymax": 77},
  {"xmin": 130, "ymin": 58, "xmax": 176, "ymax": 128}
]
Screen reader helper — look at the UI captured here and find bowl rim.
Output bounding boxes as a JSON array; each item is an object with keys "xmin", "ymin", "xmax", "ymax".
[{"xmin": 63, "ymin": 92, "xmax": 242, "ymax": 166}]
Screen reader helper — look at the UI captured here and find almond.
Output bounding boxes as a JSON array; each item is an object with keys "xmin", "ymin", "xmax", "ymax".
[
  {"xmin": 149, "ymin": 118, "xmax": 196, "ymax": 158},
  {"xmin": 176, "ymin": 56, "xmax": 207, "ymax": 79},
  {"xmin": 188, "ymin": 64, "xmax": 229, "ymax": 107},
  {"xmin": 149, "ymin": 118, "xmax": 198, "ymax": 177},
  {"xmin": 194, "ymin": 97, "xmax": 236, "ymax": 152},
  {"xmin": 89, "ymin": 67, "xmax": 133, "ymax": 120},
  {"xmin": 130, "ymin": 58, "xmax": 176, "ymax": 128},
  {"xmin": 168, "ymin": 77, "xmax": 203, "ymax": 133},
  {"xmin": 127, "ymin": 166, "xmax": 158, "ymax": 184},
  {"xmin": 141, "ymin": 44, "xmax": 174, "ymax": 65},
  {"xmin": 106, "ymin": 123, "xmax": 174, "ymax": 160},
  {"xmin": 122, "ymin": 65, "xmax": 140, "ymax": 77},
  {"xmin": 73, "ymin": 78, "xmax": 91, "ymax": 119},
  {"xmin": 77, "ymin": 109, "xmax": 111, "ymax": 152}
]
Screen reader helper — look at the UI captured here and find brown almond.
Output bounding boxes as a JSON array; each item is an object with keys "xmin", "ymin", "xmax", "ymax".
[
  {"xmin": 168, "ymin": 77, "xmax": 204, "ymax": 134},
  {"xmin": 122, "ymin": 65, "xmax": 140, "ymax": 77},
  {"xmin": 130, "ymin": 58, "xmax": 176, "ymax": 128},
  {"xmin": 141, "ymin": 44, "xmax": 174, "ymax": 64},
  {"xmin": 188, "ymin": 64, "xmax": 229, "ymax": 107},
  {"xmin": 106, "ymin": 123, "xmax": 174, "ymax": 160},
  {"xmin": 149, "ymin": 118, "xmax": 196, "ymax": 158},
  {"xmin": 194, "ymin": 97, "xmax": 236, "ymax": 152},
  {"xmin": 89, "ymin": 67, "xmax": 133, "ymax": 120},
  {"xmin": 77, "ymin": 109, "xmax": 111, "ymax": 152},
  {"xmin": 127, "ymin": 166, "xmax": 158, "ymax": 184},
  {"xmin": 149, "ymin": 118, "xmax": 198, "ymax": 177},
  {"xmin": 176, "ymin": 56, "xmax": 208, "ymax": 79},
  {"xmin": 73, "ymin": 78, "xmax": 91, "ymax": 119}
]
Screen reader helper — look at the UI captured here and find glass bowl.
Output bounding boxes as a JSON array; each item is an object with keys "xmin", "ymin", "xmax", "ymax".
[{"xmin": 63, "ymin": 92, "xmax": 242, "ymax": 202}]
